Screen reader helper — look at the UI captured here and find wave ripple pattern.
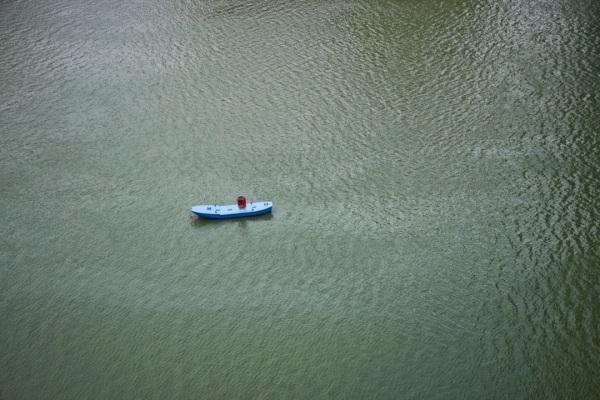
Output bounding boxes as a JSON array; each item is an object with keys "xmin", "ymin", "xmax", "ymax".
[{"xmin": 1, "ymin": 0, "xmax": 599, "ymax": 398}]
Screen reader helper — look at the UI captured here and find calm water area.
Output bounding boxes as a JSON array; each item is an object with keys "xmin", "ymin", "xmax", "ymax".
[{"xmin": 1, "ymin": 0, "xmax": 599, "ymax": 398}]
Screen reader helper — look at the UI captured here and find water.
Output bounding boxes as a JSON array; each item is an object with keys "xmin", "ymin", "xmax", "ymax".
[{"xmin": 1, "ymin": 0, "xmax": 599, "ymax": 398}]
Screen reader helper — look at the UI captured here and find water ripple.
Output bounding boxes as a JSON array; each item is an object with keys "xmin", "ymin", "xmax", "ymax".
[{"xmin": 2, "ymin": 0, "xmax": 600, "ymax": 398}]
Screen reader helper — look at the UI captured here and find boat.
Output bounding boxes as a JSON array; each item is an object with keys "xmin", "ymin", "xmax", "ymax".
[{"xmin": 191, "ymin": 196, "xmax": 272, "ymax": 219}]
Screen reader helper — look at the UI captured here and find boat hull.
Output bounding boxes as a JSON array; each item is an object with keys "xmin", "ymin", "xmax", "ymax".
[
  {"xmin": 193, "ymin": 208, "xmax": 271, "ymax": 219},
  {"xmin": 191, "ymin": 201, "xmax": 272, "ymax": 219}
]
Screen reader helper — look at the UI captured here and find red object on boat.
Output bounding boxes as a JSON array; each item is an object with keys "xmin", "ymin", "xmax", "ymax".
[{"xmin": 237, "ymin": 196, "xmax": 247, "ymax": 209}]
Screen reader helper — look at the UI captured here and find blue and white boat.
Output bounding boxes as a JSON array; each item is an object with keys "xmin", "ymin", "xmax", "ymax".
[{"xmin": 191, "ymin": 196, "xmax": 272, "ymax": 219}]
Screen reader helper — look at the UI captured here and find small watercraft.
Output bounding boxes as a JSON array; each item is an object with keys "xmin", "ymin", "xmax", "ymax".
[{"xmin": 191, "ymin": 196, "xmax": 272, "ymax": 219}]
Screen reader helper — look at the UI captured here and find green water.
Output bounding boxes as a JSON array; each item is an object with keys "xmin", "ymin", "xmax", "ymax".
[{"xmin": 1, "ymin": 0, "xmax": 599, "ymax": 398}]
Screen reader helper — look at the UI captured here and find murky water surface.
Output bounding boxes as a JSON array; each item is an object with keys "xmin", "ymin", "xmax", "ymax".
[{"xmin": 1, "ymin": 0, "xmax": 599, "ymax": 398}]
